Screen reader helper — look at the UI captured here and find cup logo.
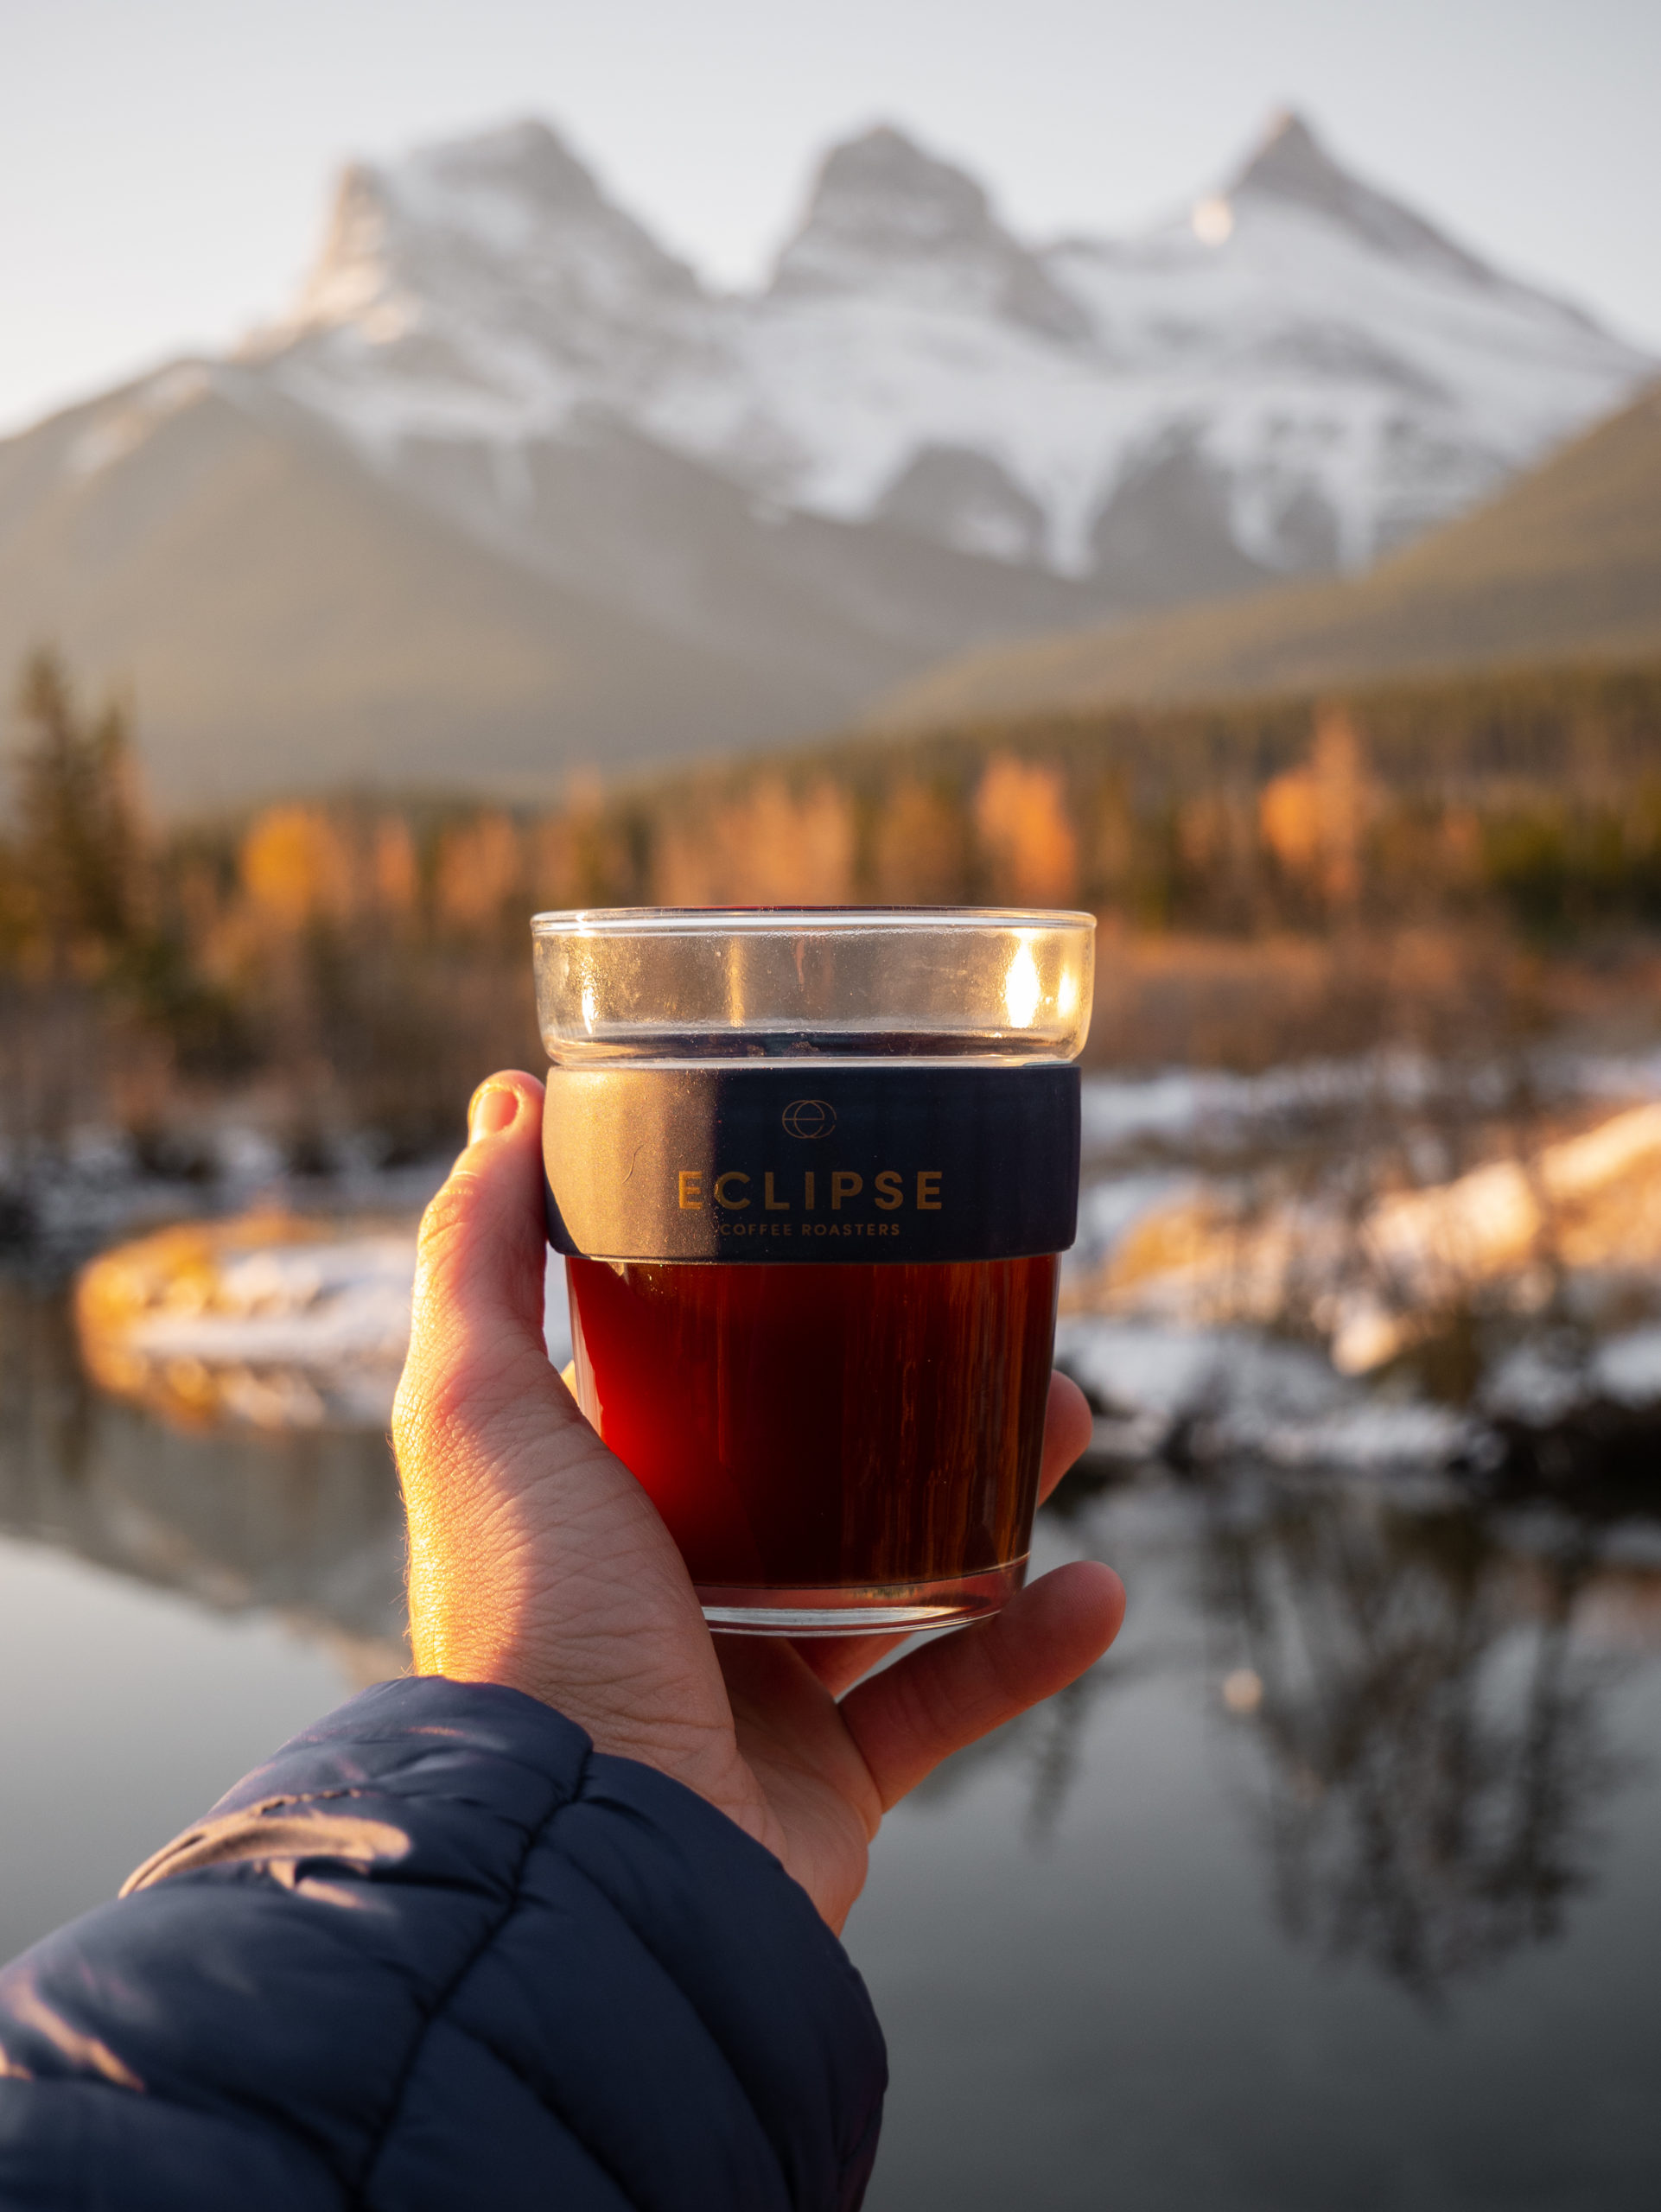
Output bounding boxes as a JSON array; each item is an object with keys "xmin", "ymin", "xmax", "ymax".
[{"xmin": 781, "ymin": 1098, "xmax": 837, "ymax": 1140}]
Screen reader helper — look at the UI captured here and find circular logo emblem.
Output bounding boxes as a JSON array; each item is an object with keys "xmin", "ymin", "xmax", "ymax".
[{"xmin": 781, "ymin": 1097, "xmax": 837, "ymax": 1140}]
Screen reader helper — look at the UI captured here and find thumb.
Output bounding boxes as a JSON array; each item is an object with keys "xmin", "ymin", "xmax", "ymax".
[
  {"xmin": 400, "ymin": 1071, "xmax": 572, "ymax": 1431},
  {"xmin": 391, "ymin": 1073, "xmax": 748, "ymax": 1814}
]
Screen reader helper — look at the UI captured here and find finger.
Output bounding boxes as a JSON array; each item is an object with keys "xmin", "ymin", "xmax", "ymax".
[
  {"xmin": 789, "ymin": 1372, "xmax": 1102, "ymax": 1700},
  {"xmin": 837, "ymin": 1560, "xmax": 1125, "ymax": 1810},
  {"xmin": 392, "ymin": 1080, "xmax": 741, "ymax": 1801},
  {"xmin": 1036, "ymin": 1370, "xmax": 1093, "ymax": 1509},
  {"xmin": 399, "ymin": 1071, "xmax": 569, "ymax": 1425}
]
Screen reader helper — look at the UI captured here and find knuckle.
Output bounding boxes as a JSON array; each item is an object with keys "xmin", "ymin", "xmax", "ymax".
[
  {"xmin": 417, "ymin": 1173, "xmax": 485, "ymax": 1263},
  {"xmin": 390, "ymin": 1366, "xmax": 428, "ymax": 1464},
  {"xmin": 393, "ymin": 1355, "xmax": 476, "ymax": 1471}
]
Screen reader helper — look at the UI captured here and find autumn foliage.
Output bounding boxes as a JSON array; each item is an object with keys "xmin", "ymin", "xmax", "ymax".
[{"xmin": 5, "ymin": 651, "xmax": 1661, "ymax": 1161}]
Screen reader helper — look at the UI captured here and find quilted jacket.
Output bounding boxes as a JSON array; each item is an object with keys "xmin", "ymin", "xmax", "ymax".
[{"xmin": 0, "ymin": 1676, "xmax": 886, "ymax": 2209}]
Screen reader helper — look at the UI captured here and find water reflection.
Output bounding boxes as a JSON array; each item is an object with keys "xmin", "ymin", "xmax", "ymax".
[
  {"xmin": 0, "ymin": 1276, "xmax": 405, "ymax": 1675},
  {"xmin": 5, "ymin": 1259, "xmax": 1659, "ymax": 2012},
  {"xmin": 894, "ymin": 1463, "xmax": 1659, "ymax": 2007},
  {"xmin": 1193, "ymin": 1486, "xmax": 1636, "ymax": 2008},
  {"xmin": 10, "ymin": 1243, "xmax": 1661, "ymax": 2209},
  {"xmin": 906, "ymin": 1642, "xmax": 1149, "ymax": 1839},
  {"xmin": 1203, "ymin": 1484, "xmax": 1634, "ymax": 2001}
]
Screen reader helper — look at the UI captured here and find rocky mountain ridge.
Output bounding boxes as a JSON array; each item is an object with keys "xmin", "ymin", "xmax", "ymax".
[
  {"xmin": 0, "ymin": 108, "xmax": 1649, "ymax": 802},
  {"xmin": 868, "ymin": 375, "xmax": 1661, "ymax": 730},
  {"xmin": 259, "ymin": 109, "xmax": 1649, "ymax": 594}
]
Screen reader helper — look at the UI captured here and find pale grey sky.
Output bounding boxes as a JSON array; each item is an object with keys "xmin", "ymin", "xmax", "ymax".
[{"xmin": 3, "ymin": 0, "xmax": 1658, "ymax": 436}]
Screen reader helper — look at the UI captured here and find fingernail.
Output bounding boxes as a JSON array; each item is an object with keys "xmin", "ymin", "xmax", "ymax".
[{"xmin": 468, "ymin": 1082, "xmax": 519, "ymax": 1142}]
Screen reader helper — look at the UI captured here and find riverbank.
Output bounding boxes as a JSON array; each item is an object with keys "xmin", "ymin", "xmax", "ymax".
[{"xmin": 11, "ymin": 1043, "xmax": 1649, "ymax": 1511}]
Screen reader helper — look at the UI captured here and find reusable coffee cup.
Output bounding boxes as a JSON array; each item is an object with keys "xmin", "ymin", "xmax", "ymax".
[{"xmin": 532, "ymin": 907, "xmax": 1094, "ymax": 1634}]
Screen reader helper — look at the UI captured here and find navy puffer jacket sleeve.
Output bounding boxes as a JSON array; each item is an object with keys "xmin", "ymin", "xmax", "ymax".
[{"xmin": 0, "ymin": 1677, "xmax": 886, "ymax": 2210}]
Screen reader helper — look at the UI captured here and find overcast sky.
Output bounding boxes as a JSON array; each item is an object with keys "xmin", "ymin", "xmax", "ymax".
[{"xmin": 3, "ymin": 0, "xmax": 1658, "ymax": 436}]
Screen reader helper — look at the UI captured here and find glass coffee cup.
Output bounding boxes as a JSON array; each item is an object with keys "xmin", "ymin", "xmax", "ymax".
[{"xmin": 532, "ymin": 907, "xmax": 1094, "ymax": 1635}]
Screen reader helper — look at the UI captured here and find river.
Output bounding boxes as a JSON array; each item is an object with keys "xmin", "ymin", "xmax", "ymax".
[{"xmin": 2, "ymin": 1270, "xmax": 1659, "ymax": 2207}]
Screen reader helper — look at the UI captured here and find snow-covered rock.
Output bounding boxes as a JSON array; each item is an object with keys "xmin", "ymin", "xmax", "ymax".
[
  {"xmin": 1055, "ymin": 1314, "xmax": 1478, "ymax": 1473},
  {"xmin": 74, "ymin": 1216, "xmax": 571, "ymax": 1432}
]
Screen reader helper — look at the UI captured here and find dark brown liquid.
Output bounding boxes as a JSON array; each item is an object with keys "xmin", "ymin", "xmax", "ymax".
[{"xmin": 567, "ymin": 1255, "xmax": 1059, "ymax": 1592}]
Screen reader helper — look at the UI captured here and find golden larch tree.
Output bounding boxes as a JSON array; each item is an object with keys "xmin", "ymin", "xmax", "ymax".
[{"xmin": 973, "ymin": 755, "xmax": 1079, "ymax": 906}]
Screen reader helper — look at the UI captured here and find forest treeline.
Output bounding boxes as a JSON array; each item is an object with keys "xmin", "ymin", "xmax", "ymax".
[{"xmin": 3, "ymin": 651, "xmax": 1661, "ymax": 1165}]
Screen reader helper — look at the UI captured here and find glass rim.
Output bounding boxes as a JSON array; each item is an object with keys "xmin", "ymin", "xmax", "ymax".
[{"xmin": 531, "ymin": 905, "xmax": 1098, "ymax": 937}]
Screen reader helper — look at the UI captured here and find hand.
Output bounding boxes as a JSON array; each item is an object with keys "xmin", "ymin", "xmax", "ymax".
[{"xmin": 392, "ymin": 1071, "xmax": 1125, "ymax": 1933}]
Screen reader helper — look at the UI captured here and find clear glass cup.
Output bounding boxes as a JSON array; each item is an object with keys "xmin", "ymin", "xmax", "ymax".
[{"xmin": 532, "ymin": 907, "xmax": 1094, "ymax": 1635}]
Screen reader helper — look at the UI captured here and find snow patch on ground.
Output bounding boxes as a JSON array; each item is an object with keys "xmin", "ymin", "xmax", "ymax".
[
  {"xmin": 74, "ymin": 1215, "xmax": 572, "ymax": 1433},
  {"xmin": 1056, "ymin": 1314, "xmax": 1477, "ymax": 1471}
]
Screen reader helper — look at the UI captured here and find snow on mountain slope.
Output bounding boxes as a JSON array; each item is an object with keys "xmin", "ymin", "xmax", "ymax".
[
  {"xmin": 248, "ymin": 111, "xmax": 1651, "ymax": 609},
  {"xmin": 264, "ymin": 117, "xmax": 718, "ymax": 453}
]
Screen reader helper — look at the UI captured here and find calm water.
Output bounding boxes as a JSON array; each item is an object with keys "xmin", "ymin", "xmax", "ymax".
[{"xmin": 3, "ymin": 1277, "xmax": 1659, "ymax": 2209}]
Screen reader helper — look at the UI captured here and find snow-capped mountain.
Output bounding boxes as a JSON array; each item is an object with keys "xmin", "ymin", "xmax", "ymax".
[
  {"xmin": 258, "ymin": 110, "xmax": 1651, "ymax": 602},
  {"xmin": 271, "ymin": 118, "xmax": 710, "ymax": 449},
  {"xmin": 2, "ymin": 108, "xmax": 1650, "ymax": 805}
]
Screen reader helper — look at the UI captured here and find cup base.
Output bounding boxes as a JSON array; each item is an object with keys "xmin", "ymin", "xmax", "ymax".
[{"xmin": 697, "ymin": 1558, "xmax": 1026, "ymax": 1637}]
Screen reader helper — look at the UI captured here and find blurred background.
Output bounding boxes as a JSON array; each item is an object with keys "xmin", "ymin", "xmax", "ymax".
[{"xmin": 4, "ymin": 3, "xmax": 1661, "ymax": 2204}]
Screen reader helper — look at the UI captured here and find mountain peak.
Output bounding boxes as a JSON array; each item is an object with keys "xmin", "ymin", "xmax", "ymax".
[
  {"xmin": 771, "ymin": 123, "xmax": 1089, "ymax": 338},
  {"xmin": 1234, "ymin": 110, "xmax": 1344, "ymax": 204},
  {"xmin": 385, "ymin": 116, "xmax": 614, "ymax": 232},
  {"xmin": 787, "ymin": 125, "xmax": 998, "ymax": 263},
  {"xmin": 1228, "ymin": 107, "xmax": 1499, "ymax": 285},
  {"xmin": 280, "ymin": 113, "xmax": 700, "ymax": 352}
]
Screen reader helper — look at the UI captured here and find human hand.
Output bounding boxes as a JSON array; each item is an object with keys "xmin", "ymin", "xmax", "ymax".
[{"xmin": 392, "ymin": 1071, "xmax": 1125, "ymax": 1933}]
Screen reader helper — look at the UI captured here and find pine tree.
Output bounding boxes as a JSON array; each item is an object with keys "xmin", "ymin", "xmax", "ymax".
[{"xmin": 10, "ymin": 647, "xmax": 143, "ymax": 971}]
